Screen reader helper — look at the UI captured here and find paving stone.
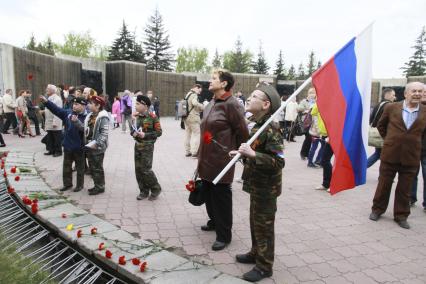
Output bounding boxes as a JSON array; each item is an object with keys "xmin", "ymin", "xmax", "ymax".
[
  {"xmin": 149, "ymin": 262, "xmax": 221, "ymax": 284},
  {"xmin": 309, "ymin": 262, "xmax": 340, "ymax": 277},
  {"xmin": 344, "ymin": 271, "xmax": 381, "ymax": 284},
  {"xmin": 288, "ymin": 266, "xmax": 321, "ymax": 282},
  {"xmin": 209, "ymin": 274, "xmax": 249, "ymax": 284}
]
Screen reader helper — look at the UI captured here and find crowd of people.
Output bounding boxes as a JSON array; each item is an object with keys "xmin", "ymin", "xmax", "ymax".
[{"xmin": 1, "ymin": 71, "xmax": 425, "ymax": 282}]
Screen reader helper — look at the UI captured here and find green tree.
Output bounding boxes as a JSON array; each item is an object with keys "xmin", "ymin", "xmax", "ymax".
[
  {"xmin": 175, "ymin": 47, "xmax": 209, "ymax": 73},
  {"xmin": 297, "ymin": 62, "xmax": 306, "ymax": 79},
  {"xmin": 109, "ymin": 21, "xmax": 135, "ymax": 61},
  {"xmin": 25, "ymin": 35, "xmax": 54, "ymax": 55},
  {"xmin": 274, "ymin": 50, "xmax": 287, "ymax": 80},
  {"xmin": 402, "ymin": 26, "xmax": 426, "ymax": 77},
  {"xmin": 92, "ymin": 45, "xmax": 110, "ymax": 60},
  {"xmin": 212, "ymin": 49, "xmax": 222, "ymax": 69},
  {"xmin": 252, "ymin": 41, "xmax": 269, "ymax": 74},
  {"xmin": 222, "ymin": 37, "xmax": 253, "ymax": 73},
  {"xmin": 26, "ymin": 34, "xmax": 36, "ymax": 51},
  {"xmin": 306, "ymin": 50, "xmax": 317, "ymax": 76},
  {"xmin": 55, "ymin": 32, "xmax": 93, "ymax": 57},
  {"xmin": 143, "ymin": 8, "xmax": 174, "ymax": 71},
  {"xmin": 317, "ymin": 60, "xmax": 322, "ymax": 70},
  {"xmin": 287, "ymin": 64, "xmax": 296, "ymax": 80}
]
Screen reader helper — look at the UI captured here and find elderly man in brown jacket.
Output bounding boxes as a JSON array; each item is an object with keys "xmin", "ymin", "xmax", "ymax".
[
  {"xmin": 197, "ymin": 69, "xmax": 249, "ymax": 251},
  {"xmin": 369, "ymin": 82, "xmax": 426, "ymax": 229}
]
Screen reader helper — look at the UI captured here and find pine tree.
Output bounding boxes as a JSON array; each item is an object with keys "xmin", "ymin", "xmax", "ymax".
[
  {"xmin": 26, "ymin": 34, "xmax": 37, "ymax": 51},
  {"xmin": 108, "ymin": 20, "xmax": 135, "ymax": 61},
  {"xmin": 252, "ymin": 41, "xmax": 269, "ymax": 74},
  {"xmin": 317, "ymin": 60, "xmax": 322, "ymax": 70},
  {"xmin": 274, "ymin": 50, "xmax": 287, "ymax": 80},
  {"xmin": 132, "ymin": 41, "xmax": 146, "ymax": 63},
  {"xmin": 212, "ymin": 49, "xmax": 222, "ymax": 68},
  {"xmin": 306, "ymin": 50, "xmax": 316, "ymax": 76},
  {"xmin": 222, "ymin": 37, "xmax": 252, "ymax": 73},
  {"xmin": 44, "ymin": 37, "xmax": 55, "ymax": 55},
  {"xmin": 287, "ymin": 64, "xmax": 296, "ymax": 80},
  {"xmin": 402, "ymin": 26, "xmax": 426, "ymax": 77},
  {"xmin": 297, "ymin": 63, "xmax": 306, "ymax": 79},
  {"xmin": 143, "ymin": 8, "xmax": 174, "ymax": 71}
]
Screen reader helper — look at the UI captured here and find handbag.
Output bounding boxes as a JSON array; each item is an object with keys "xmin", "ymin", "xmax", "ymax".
[
  {"xmin": 187, "ymin": 171, "xmax": 205, "ymax": 206},
  {"xmin": 368, "ymin": 101, "xmax": 387, "ymax": 148},
  {"xmin": 368, "ymin": 127, "xmax": 383, "ymax": 148}
]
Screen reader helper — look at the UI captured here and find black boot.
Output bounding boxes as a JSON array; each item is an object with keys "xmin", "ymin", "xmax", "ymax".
[{"xmin": 242, "ymin": 267, "xmax": 272, "ymax": 282}]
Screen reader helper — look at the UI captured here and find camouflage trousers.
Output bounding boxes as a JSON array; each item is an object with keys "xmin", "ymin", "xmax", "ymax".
[
  {"xmin": 134, "ymin": 144, "xmax": 161, "ymax": 197},
  {"xmin": 249, "ymin": 194, "xmax": 277, "ymax": 272},
  {"xmin": 63, "ymin": 150, "xmax": 85, "ymax": 188},
  {"xmin": 87, "ymin": 152, "xmax": 105, "ymax": 191}
]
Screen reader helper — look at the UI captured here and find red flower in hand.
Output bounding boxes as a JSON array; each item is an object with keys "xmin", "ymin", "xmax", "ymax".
[
  {"xmin": 203, "ymin": 131, "xmax": 213, "ymax": 145},
  {"xmin": 132, "ymin": 258, "xmax": 141, "ymax": 265},
  {"xmin": 76, "ymin": 230, "xmax": 82, "ymax": 238},
  {"xmin": 31, "ymin": 203, "xmax": 38, "ymax": 214},
  {"xmin": 105, "ymin": 250, "xmax": 112, "ymax": 259},
  {"xmin": 10, "ymin": 167, "xmax": 16, "ymax": 173},
  {"xmin": 15, "ymin": 176, "xmax": 20, "ymax": 181},
  {"xmin": 98, "ymin": 242, "xmax": 105, "ymax": 250},
  {"xmin": 118, "ymin": 256, "xmax": 126, "ymax": 265},
  {"xmin": 7, "ymin": 186, "xmax": 15, "ymax": 194},
  {"xmin": 140, "ymin": 261, "xmax": 147, "ymax": 272},
  {"xmin": 90, "ymin": 227, "xmax": 97, "ymax": 235},
  {"xmin": 185, "ymin": 181, "xmax": 195, "ymax": 192}
]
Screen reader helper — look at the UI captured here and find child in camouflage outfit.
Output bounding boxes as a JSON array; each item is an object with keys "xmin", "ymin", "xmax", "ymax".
[
  {"xmin": 230, "ymin": 84, "xmax": 284, "ymax": 282},
  {"xmin": 132, "ymin": 95, "xmax": 162, "ymax": 201}
]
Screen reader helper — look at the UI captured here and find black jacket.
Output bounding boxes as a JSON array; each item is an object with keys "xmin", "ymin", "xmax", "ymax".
[{"xmin": 370, "ymin": 100, "xmax": 391, "ymax": 127}]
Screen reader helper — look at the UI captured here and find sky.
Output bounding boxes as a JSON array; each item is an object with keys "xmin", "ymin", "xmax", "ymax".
[{"xmin": 0, "ymin": 0, "xmax": 424, "ymax": 78}]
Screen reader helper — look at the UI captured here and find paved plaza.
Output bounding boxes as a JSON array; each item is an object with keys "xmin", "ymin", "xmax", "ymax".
[{"xmin": 5, "ymin": 117, "xmax": 426, "ymax": 284}]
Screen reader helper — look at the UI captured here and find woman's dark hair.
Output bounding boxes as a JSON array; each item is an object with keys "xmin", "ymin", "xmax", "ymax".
[{"xmin": 215, "ymin": 69, "xmax": 235, "ymax": 91}]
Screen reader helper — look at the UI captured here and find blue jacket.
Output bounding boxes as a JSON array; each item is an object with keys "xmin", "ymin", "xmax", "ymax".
[{"xmin": 44, "ymin": 101, "xmax": 87, "ymax": 151}]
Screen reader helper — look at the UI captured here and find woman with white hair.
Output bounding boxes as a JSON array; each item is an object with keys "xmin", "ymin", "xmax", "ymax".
[{"xmin": 43, "ymin": 84, "xmax": 63, "ymax": 157}]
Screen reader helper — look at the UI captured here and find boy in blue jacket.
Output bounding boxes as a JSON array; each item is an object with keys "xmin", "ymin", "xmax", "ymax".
[{"xmin": 40, "ymin": 96, "xmax": 87, "ymax": 192}]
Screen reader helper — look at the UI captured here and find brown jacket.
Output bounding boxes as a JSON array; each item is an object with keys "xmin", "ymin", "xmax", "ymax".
[
  {"xmin": 198, "ymin": 92, "xmax": 249, "ymax": 183},
  {"xmin": 378, "ymin": 101, "xmax": 426, "ymax": 166}
]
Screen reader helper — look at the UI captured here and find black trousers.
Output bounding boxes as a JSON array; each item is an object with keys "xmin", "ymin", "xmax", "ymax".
[
  {"xmin": 28, "ymin": 113, "xmax": 40, "ymax": 135},
  {"xmin": 46, "ymin": 130, "xmax": 62, "ymax": 154},
  {"xmin": 300, "ymin": 132, "xmax": 312, "ymax": 158},
  {"xmin": 321, "ymin": 142, "xmax": 334, "ymax": 188},
  {"xmin": 63, "ymin": 150, "xmax": 85, "ymax": 188},
  {"xmin": 2, "ymin": 113, "xmax": 18, "ymax": 133},
  {"xmin": 203, "ymin": 180, "xmax": 233, "ymax": 243}
]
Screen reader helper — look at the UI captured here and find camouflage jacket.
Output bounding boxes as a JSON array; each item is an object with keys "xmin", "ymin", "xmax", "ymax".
[
  {"xmin": 132, "ymin": 111, "xmax": 162, "ymax": 147},
  {"xmin": 242, "ymin": 114, "xmax": 284, "ymax": 198}
]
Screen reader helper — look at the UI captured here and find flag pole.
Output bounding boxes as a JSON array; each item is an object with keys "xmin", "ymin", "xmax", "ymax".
[{"xmin": 212, "ymin": 77, "xmax": 313, "ymax": 185}]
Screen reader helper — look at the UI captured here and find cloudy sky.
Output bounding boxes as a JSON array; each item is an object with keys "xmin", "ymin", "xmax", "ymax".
[{"xmin": 0, "ymin": 0, "xmax": 424, "ymax": 78}]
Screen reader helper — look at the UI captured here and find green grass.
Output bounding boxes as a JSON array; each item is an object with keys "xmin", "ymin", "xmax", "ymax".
[{"xmin": 0, "ymin": 233, "xmax": 57, "ymax": 284}]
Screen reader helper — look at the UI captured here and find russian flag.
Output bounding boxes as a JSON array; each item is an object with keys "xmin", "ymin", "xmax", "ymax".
[{"xmin": 312, "ymin": 25, "xmax": 372, "ymax": 195}]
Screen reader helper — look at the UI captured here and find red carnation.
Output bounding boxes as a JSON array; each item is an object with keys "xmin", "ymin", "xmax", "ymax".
[
  {"xmin": 31, "ymin": 203, "xmax": 38, "ymax": 214},
  {"xmin": 3, "ymin": 153, "xmax": 7, "ymax": 157},
  {"xmin": 61, "ymin": 213, "xmax": 67, "ymax": 218},
  {"xmin": 105, "ymin": 250, "xmax": 112, "ymax": 258},
  {"xmin": 22, "ymin": 196, "xmax": 32, "ymax": 205},
  {"xmin": 3, "ymin": 172, "xmax": 6, "ymax": 178},
  {"xmin": 76, "ymin": 230, "xmax": 82, "ymax": 238},
  {"xmin": 118, "ymin": 256, "xmax": 126, "ymax": 265},
  {"xmin": 90, "ymin": 227, "xmax": 97, "ymax": 235},
  {"xmin": 132, "ymin": 258, "xmax": 141, "ymax": 265},
  {"xmin": 32, "ymin": 198, "xmax": 38, "ymax": 204},
  {"xmin": 10, "ymin": 167, "xmax": 16, "ymax": 173},
  {"xmin": 140, "ymin": 261, "xmax": 147, "ymax": 272},
  {"xmin": 15, "ymin": 176, "xmax": 20, "ymax": 181},
  {"xmin": 203, "ymin": 131, "xmax": 213, "ymax": 145},
  {"xmin": 7, "ymin": 186, "xmax": 15, "ymax": 194},
  {"xmin": 1, "ymin": 165, "xmax": 4, "ymax": 170},
  {"xmin": 98, "ymin": 242, "xmax": 105, "ymax": 251}
]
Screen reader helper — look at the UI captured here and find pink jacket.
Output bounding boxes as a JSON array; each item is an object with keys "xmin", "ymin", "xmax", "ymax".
[{"xmin": 112, "ymin": 100, "xmax": 122, "ymax": 123}]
